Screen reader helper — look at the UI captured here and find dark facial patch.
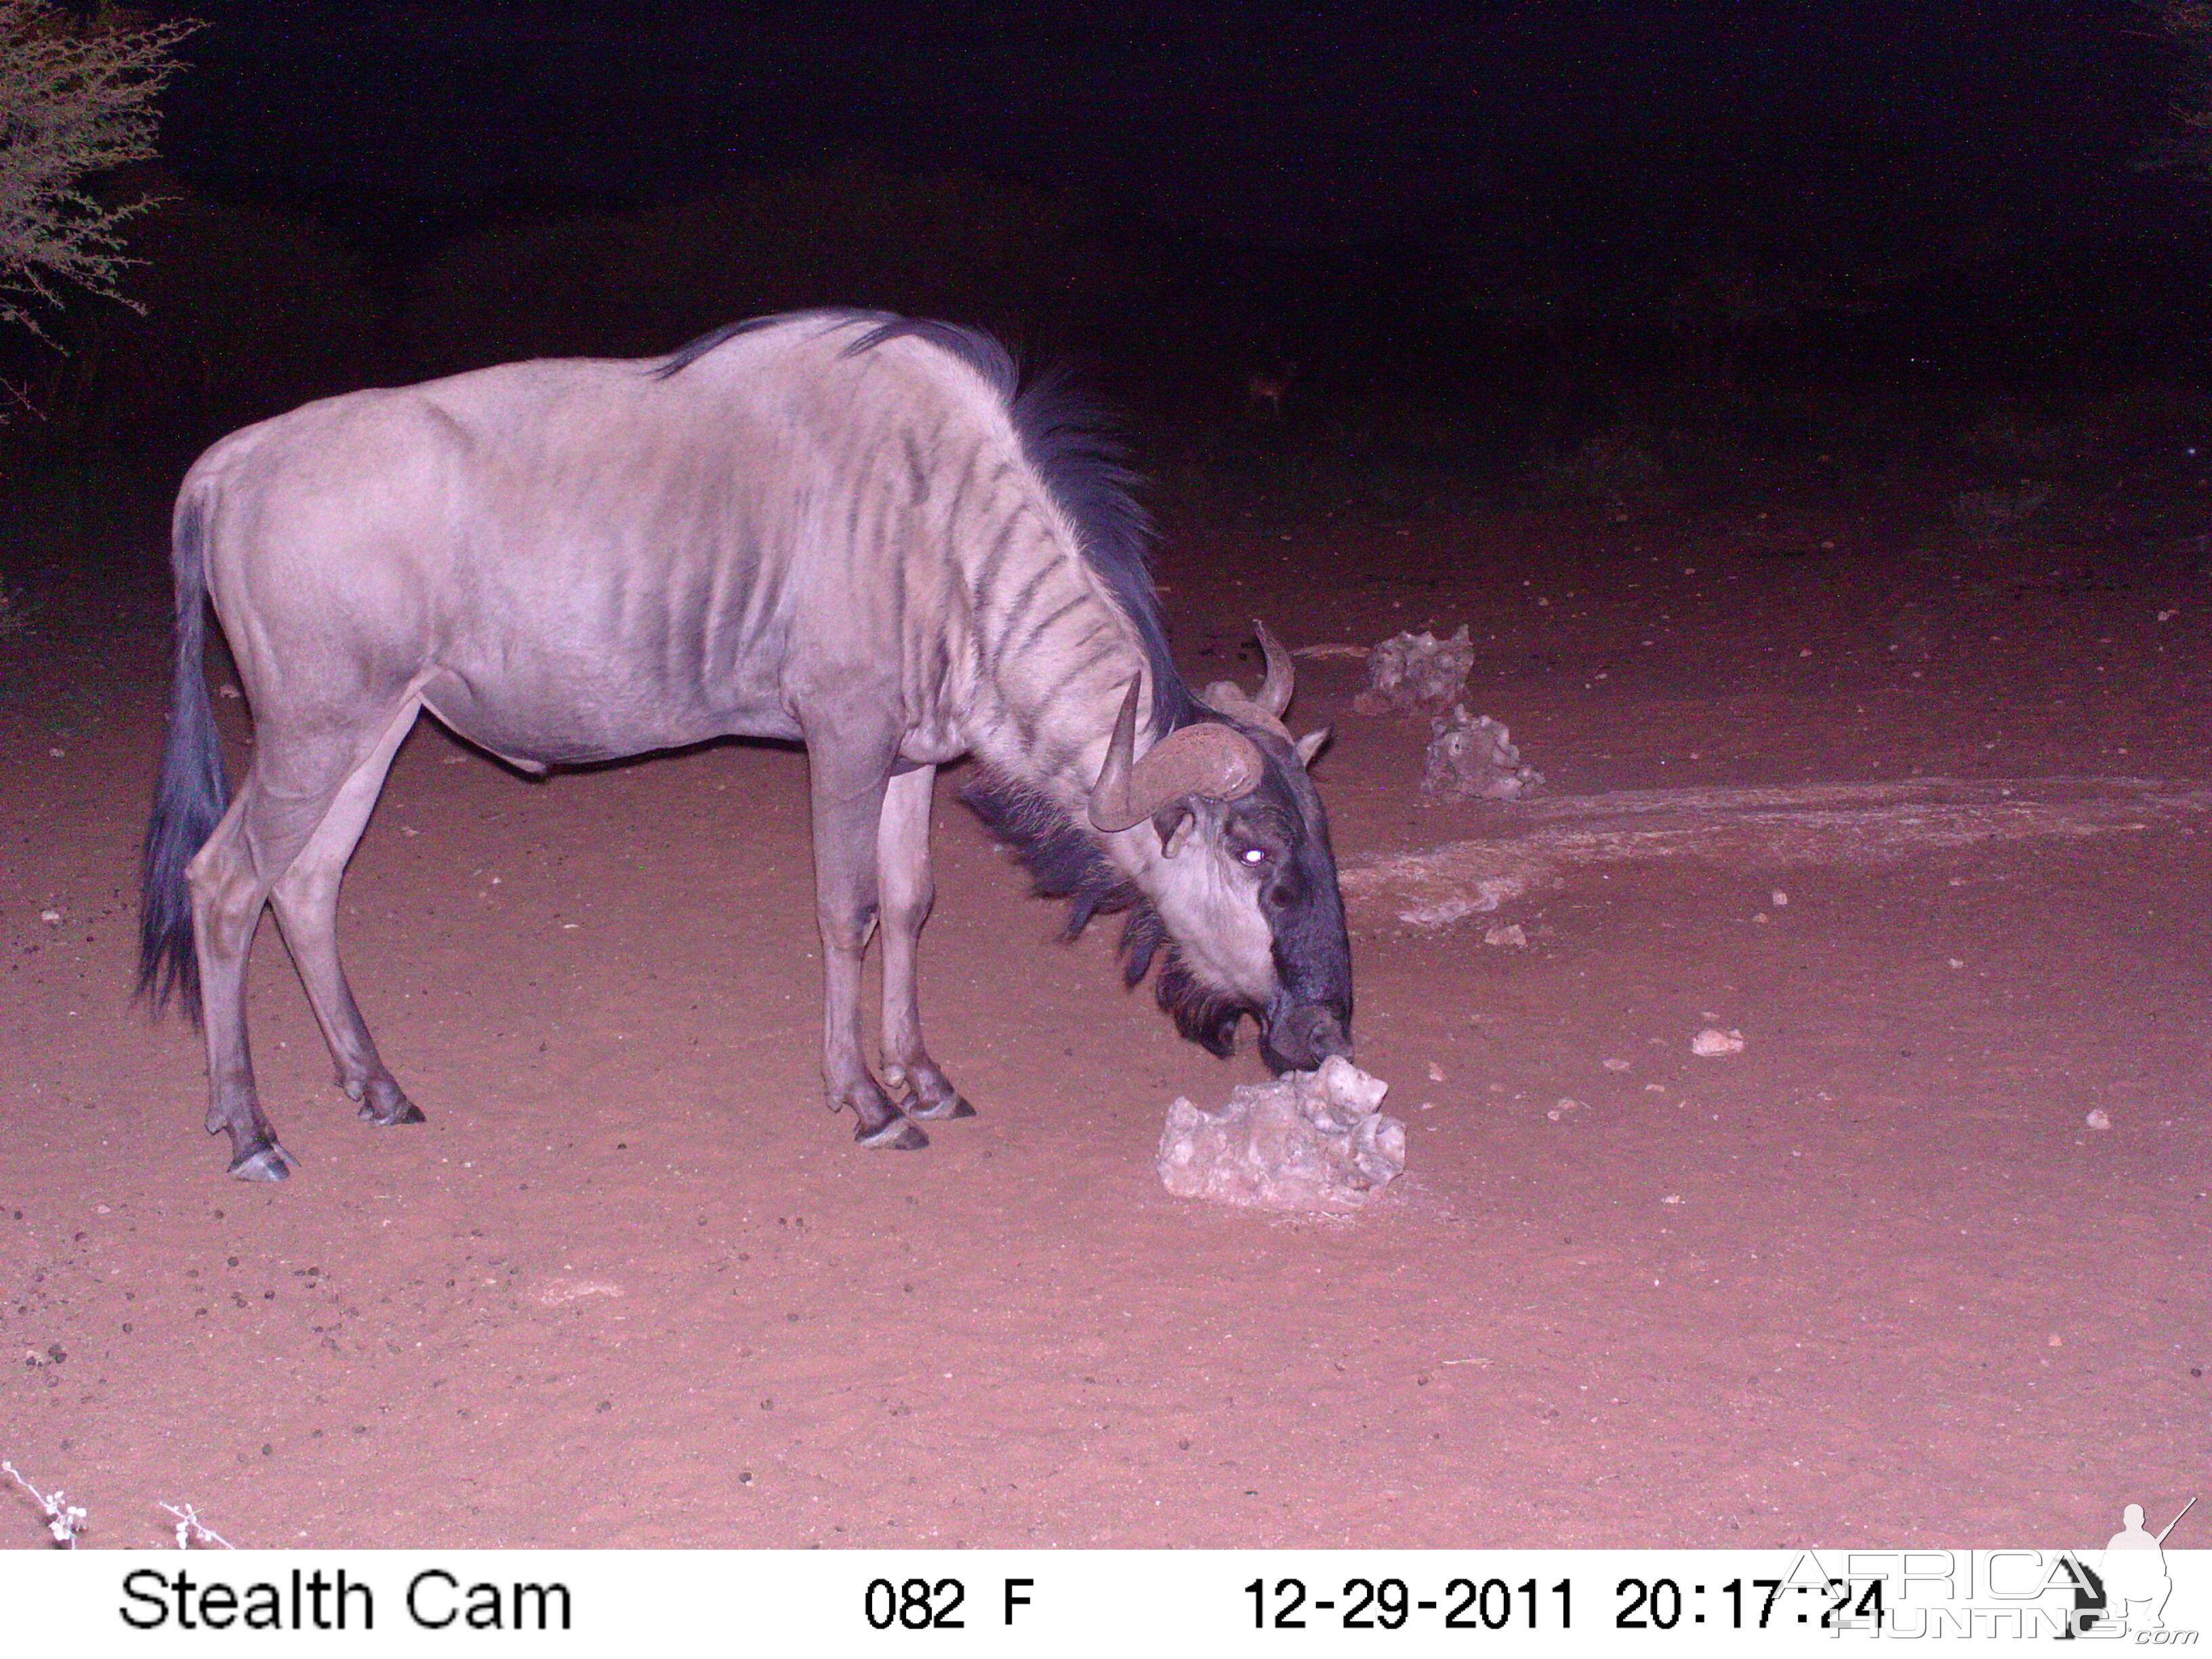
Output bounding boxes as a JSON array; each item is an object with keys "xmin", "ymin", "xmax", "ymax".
[{"xmin": 1233, "ymin": 732, "xmax": 1355, "ymax": 1072}]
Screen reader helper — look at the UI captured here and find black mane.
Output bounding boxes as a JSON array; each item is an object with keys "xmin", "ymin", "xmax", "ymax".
[{"xmin": 962, "ymin": 775, "xmax": 1252, "ymax": 1057}]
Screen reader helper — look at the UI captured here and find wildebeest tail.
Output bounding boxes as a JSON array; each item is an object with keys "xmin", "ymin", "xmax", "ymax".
[{"xmin": 137, "ymin": 487, "xmax": 228, "ymax": 1025}]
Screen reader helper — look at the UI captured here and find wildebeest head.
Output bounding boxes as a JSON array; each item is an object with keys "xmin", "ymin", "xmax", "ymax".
[{"xmin": 1082, "ymin": 623, "xmax": 1354, "ymax": 1073}]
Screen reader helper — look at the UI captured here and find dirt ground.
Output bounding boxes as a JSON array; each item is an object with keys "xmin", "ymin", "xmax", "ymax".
[{"xmin": 1, "ymin": 471, "xmax": 2206, "ymax": 1549}]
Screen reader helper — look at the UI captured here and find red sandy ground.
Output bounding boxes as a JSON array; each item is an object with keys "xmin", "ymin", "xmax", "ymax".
[{"xmin": 1, "ymin": 476, "xmax": 2205, "ymax": 1549}]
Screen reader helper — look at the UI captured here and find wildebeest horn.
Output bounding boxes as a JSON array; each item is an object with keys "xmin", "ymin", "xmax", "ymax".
[
  {"xmin": 1201, "ymin": 620, "xmax": 1297, "ymax": 739},
  {"xmin": 1089, "ymin": 677, "xmax": 1266, "ymax": 834},
  {"xmin": 1252, "ymin": 619, "xmax": 1293, "ymax": 718}
]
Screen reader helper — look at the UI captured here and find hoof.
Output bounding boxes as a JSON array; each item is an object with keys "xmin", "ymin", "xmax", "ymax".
[
  {"xmin": 354, "ymin": 1080, "xmax": 425, "ymax": 1126},
  {"xmin": 857, "ymin": 1115, "xmax": 929, "ymax": 1151},
  {"xmin": 907, "ymin": 1094, "xmax": 975, "ymax": 1122},
  {"xmin": 228, "ymin": 1142, "xmax": 298, "ymax": 1182}
]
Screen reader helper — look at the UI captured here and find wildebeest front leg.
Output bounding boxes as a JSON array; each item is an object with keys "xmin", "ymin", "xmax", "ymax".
[
  {"xmin": 876, "ymin": 764, "xmax": 972, "ymax": 1122},
  {"xmin": 808, "ymin": 743, "xmax": 928, "ymax": 1149}
]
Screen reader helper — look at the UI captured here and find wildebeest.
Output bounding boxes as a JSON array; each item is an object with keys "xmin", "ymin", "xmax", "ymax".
[{"xmin": 138, "ymin": 310, "xmax": 1353, "ymax": 1180}]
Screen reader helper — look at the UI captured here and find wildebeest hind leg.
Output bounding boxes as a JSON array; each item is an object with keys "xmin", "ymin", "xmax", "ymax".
[
  {"xmin": 187, "ymin": 729, "xmax": 385, "ymax": 1181},
  {"xmin": 268, "ymin": 699, "xmax": 424, "ymax": 1129},
  {"xmin": 807, "ymin": 737, "xmax": 927, "ymax": 1149},
  {"xmin": 876, "ymin": 764, "xmax": 972, "ymax": 1122}
]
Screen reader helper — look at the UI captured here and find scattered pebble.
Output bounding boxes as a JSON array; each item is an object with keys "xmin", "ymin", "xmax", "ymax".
[
  {"xmin": 39, "ymin": 909, "xmax": 60, "ymax": 926},
  {"xmin": 534, "ymin": 1278, "xmax": 623, "ymax": 1306},
  {"xmin": 1426, "ymin": 1062, "xmax": 1445, "ymax": 1082},
  {"xmin": 1692, "ymin": 1027, "xmax": 1745, "ymax": 1057},
  {"xmin": 1661, "ymin": 1194, "xmax": 1683, "ymax": 1206},
  {"xmin": 2085, "ymin": 1109, "xmax": 2112, "ymax": 1131},
  {"xmin": 1483, "ymin": 923, "xmax": 1527, "ymax": 948},
  {"xmin": 1602, "ymin": 1057, "xmax": 1629, "ymax": 1072},
  {"xmin": 1771, "ymin": 889, "xmax": 1788, "ymax": 907}
]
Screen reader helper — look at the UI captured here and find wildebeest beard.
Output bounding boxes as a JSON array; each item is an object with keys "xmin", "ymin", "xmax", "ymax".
[{"xmin": 964, "ymin": 776, "xmax": 1254, "ymax": 1057}]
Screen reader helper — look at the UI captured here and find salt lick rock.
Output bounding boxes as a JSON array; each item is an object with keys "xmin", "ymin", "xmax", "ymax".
[
  {"xmin": 1423, "ymin": 707, "xmax": 1544, "ymax": 801},
  {"xmin": 1158, "ymin": 1055, "xmax": 1407, "ymax": 1214},
  {"xmin": 1353, "ymin": 626, "xmax": 1475, "ymax": 715}
]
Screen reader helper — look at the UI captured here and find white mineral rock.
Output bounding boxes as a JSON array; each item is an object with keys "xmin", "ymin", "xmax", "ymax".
[
  {"xmin": 1422, "ymin": 708, "xmax": 1544, "ymax": 801},
  {"xmin": 1354, "ymin": 626, "xmax": 1475, "ymax": 714},
  {"xmin": 1691, "ymin": 1027, "xmax": 1746, "ymax": 1057},
  {"xmin": 1158, "ymin": 1056, "xmax": 1407, "ymax": 1214}
]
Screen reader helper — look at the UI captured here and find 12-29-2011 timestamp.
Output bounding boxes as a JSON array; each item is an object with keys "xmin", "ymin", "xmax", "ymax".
[
  {"xmin": 1247, "ymin": 1576, "xmax": 1570, "ymax": 1631},
  {"xmin": 1246, "ymin": 1574, "xmax": 1887, "ymax": 1632}
]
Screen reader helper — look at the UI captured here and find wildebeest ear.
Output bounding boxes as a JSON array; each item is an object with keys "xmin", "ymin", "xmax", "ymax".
[
  {"xmin": 1294, "ymin": 727, "xmax": 1332, "ymax": 768},
  {"xmin": 1152, "ymin": 801, "xmax": 1194, "ymax": 857}
]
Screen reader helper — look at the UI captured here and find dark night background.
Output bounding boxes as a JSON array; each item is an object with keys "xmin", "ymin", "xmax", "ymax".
[{"xmin": 7, "ymin": 0, "xmax": 2209, "ymax": 499}]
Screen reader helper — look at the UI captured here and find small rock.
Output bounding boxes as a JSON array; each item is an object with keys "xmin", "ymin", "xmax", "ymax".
[
  {"xmin": 1483, "ymin": 922, "xmax": 1528, "ymax": 948},
  {"xmin": 1426, "ymin": 1062, "xmax": 1445, "ymax": 1082},
  {"xmin": 1771, "ymin": 889, "xmax": 1789, "ymax": 907},
  {"xmin": 534, "ymin": 1277, "xmax": 624, "ymax": 1305},
  {"xmin": 1602, "ymin": 1057, "xmax": 1629, "ymax": 1071},
  {"xmin": 39, "ymin": 909, "xmax": 61, "ymax": 926},
  {"xmin": 2085, "ymin": 1109, "xmax": 2112, "ymax": 1131},
  {"xmin": 1691, "ymin": 1027, "xmax": 1745, "ymax": 1057}
]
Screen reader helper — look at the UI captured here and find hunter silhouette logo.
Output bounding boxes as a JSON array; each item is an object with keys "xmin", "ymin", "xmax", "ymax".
[
  {"xmin": 2093, "ymin": 1497, "xmax": 2194, "ymax": 1635},
  {"xmin": 2055, "ymin": 1497, "xmax": 2196, "ymax": 1639}
]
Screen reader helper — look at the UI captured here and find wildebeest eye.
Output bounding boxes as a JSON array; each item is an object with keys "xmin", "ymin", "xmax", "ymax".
[{"xmin": 1239, "ymin": 845, "xmax": 1269, "ymax": 866}]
